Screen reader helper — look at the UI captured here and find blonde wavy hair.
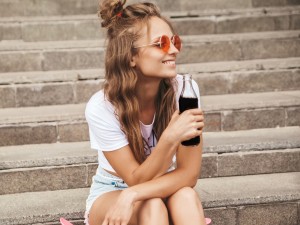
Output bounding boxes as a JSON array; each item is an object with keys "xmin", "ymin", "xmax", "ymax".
[{"xmin": 99, "ymin": 0, "xmax": 177, "ymax": 164}]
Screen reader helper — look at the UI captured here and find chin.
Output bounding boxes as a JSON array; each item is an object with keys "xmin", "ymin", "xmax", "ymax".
[{"xmin": 165, "ymin": 71, "xmax": 177, "ymax": 78}]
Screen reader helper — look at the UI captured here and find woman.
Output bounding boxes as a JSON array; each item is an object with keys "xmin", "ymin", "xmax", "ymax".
[{"xmin": 84, "ymin": 0, "xmax": 208, "ymax": 225}]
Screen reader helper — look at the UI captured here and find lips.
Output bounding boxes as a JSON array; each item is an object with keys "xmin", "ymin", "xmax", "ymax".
[{"xmin": 162, "ymin": 60, "xmax": 176, "ymax": 65}]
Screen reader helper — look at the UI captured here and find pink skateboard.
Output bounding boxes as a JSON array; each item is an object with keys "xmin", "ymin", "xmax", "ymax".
[
  {"xmin": 60, "ymin": 218, "xmax": 74, "ymax": 225},
  {"xmin": 60, "ymin": 217, "xmax": 212, "ymax": 224}
]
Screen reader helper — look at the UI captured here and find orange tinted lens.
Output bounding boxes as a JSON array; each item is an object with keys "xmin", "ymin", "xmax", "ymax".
[
  {"xmin": 160, "ymin": 35, "xmax": 170, "ymax": 53},
  {"xmin": 172, "ymin": 35, "xmax": 181, "ymax": 51}
]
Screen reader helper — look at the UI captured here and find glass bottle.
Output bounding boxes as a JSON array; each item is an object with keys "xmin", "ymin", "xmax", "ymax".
[{"xmin": 179, "ymin": 74, "xmax": 200, "ymax": 146}]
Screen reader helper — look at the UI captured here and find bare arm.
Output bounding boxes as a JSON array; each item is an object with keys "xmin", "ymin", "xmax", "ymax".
[
  {"xmin": 104, "ymin": 132, "xmax": 179, "ymax": 186},
  {"xmin": 102, "ymin": 135, "xmax": 204, "ymax": 225},
  {"xmin": 122, "ymin": 134, "xmax": 203, "ymax": 202},
  {"xmin": 101, "ymin": 111, "xmax": 204, "ymax": 225},
  {"xmin": 104, "ymin": 108, "xmax": 204, "ymax": 186}
]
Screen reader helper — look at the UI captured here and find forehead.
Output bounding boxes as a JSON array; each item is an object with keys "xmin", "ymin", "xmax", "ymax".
[{"xmin": 139, "ymin": 17, "xmax": 174, "ymax": 41}]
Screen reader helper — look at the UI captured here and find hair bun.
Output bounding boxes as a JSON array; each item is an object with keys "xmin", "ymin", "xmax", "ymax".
[{"xmin": 98, "ymin": 0, "xmax": 127, "ymax": 28}]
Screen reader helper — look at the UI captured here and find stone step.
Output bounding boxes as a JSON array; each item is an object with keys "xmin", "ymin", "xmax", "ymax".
[
  {"xmin": 1, "ymin": 0, "xmax": 299, "ymax": 17},
  {"xmin": 0, "ymin": 172, "xmax": 299, "ymax": 225},
  {"xmin": 1, "ymin": 63, "xmax": 299, "ymax": 108},
  {"xmin": 0, "ymin": 127, "xmax": 299, "ymax": 194},
  {"xmin": 0, "ymin": 30, "xmax": 299, "ymax": 72},
  {"xmin": 1, "ymin": 126, "xmax": 299, "ymax": 169},
  {"xmin": 195, "ymin": 68, "xmax": 300, "ymax": 96},
  {"xmin": 1, "ymin": 57, "xmax": 299, "ymax": 85},
  {"xmin": 1, "ymin": 6, "xmax": 299, "ymax": 41},
  {"xmin": 0, "ymin": 90, "xmax": 299, "ymax": 146}
]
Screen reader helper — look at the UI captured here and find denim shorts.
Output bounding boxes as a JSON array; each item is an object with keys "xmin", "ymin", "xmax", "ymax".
[{"xmin": 84, "ymin": 166, "xmax": 128, "ymax": 225}]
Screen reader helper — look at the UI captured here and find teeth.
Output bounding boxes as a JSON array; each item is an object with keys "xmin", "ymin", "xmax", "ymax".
[{"xmin": 163, "ymin": 61, "xmax": 175, "ymax": 65}]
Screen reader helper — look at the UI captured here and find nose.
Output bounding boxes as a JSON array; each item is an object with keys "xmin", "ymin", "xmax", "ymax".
[{"xmin": 168, "ymin": 41, "xmax": 179, "ymax": 55}]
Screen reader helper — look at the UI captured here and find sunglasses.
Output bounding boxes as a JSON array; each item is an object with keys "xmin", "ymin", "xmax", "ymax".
[{"xmin": 134, "ymin": 35, "xmax": 182, "ymax": 53}]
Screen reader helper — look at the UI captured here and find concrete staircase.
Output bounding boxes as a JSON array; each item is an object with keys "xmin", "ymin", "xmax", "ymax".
[{"xmin": 0, "ymin": 0, "xmax": 299, "ymax": 224}]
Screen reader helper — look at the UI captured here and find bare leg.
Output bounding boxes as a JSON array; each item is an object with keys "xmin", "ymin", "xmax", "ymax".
[
  {"xmin": 89, "ymin": 190, "xmax": 169, "ymax": 225},
  {"xmin": 167, "ymin": 187, "xmax": 206, "ymax": 225},
  {"xmin": 138, "ymin": 198, "xmax": 169, "ymax": 225}
]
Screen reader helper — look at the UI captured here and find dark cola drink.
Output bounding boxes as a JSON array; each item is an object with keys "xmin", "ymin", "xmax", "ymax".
[
  {"xmin": 179, "ymin": 74, "xmax": 200, "ymax": 146},
  {"xmin": 179, "ymin": 97, "xmax": 200, "ymax": 146}
]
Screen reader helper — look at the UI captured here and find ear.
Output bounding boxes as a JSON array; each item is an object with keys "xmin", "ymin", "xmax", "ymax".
[{"xmin": 130, "ymin": 55, "xmax": 137, "ymax": 67}]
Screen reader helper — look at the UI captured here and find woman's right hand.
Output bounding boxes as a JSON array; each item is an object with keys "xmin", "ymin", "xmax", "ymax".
[
  {"xmin": 163, "ymin": 109, "xmax": 204, "ymax": 145},
  {"xmin": 101, "ymin": 189, "xmax": 136, "ymax": 225}
]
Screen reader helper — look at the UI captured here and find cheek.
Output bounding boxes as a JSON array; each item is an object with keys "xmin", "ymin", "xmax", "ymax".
[{"xmin": 136, "ymin": 53, "xmax": 164, "ymax": 74}]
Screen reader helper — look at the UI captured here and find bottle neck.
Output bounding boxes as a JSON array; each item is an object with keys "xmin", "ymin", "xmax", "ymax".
[
  {"xmin": 181, "ymin": 74, "xmax": 197, "ymax": 98},
  {"xmin": 183, "ymin": 74, "xmax": 193, "ymax": 86}
]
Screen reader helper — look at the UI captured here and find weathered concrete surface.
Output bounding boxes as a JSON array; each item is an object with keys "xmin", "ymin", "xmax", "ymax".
[
  {"xmin": 4, "ymin": 149, "xmax": 298, "ymax": 193},
  {"xmin": 217, "ymin": 149, "xmax": 300, "ymax": 176},
  {"xmin": 0, "ymin": 172, "xmax": 299, "ymax": 225},
  {"xmin": 0, "ymin": 142, "xmax": 94, "ymax": 170},
  {"xmin": 237, "ymin": 202, "xmax": 298, "ymax": 225},
  {"xmin": 0, "ymin": 69, "xmax": 104, "ymax": 85},
  {"xmin": 195, "ymin": 172, "xmax": 300, "ymax": 208},
  {"xmin": 75, "ymin": 80, "xmax": 104, "ymax": 103},
  {"xmin": 0, "ymin": 127, "xmax": 299, "ymax": 193},
  {"xmin": 0, "ymin": 58, "xmax": 298, "ymax": 85},
  {"xmin": 0, "ymin": 87, "xmax": 15, "ymax": 108},
  {"xmin": 0, "ymin": 91, "xmax": 299, "ymax": 125},
  {"xmin": 0, "ymin": 124, "xmax": 58, "ymax": 146},
  {"xmin": 1, "ymin": 68, "xmax": 299, "ymax": 107},
  {"xmin": 194, "ymin": 69, "xmax": 300, "ymax": 95},
  {"xmin": 204, "ymin": 207, "xmax": 238, "ymax": 225},
  {"xmin": 203, "ymin": 126, "xmax": 300, "ymax": 153},
  {"xmin": 0, "ymin": 91, "xmax": 299, "ymax": 145},
  {"xmin": 0, "ymin": 165, "xmax": 89, "ymax": 194},
  {"xmin": 0, "ymin": 104, "xmax": 86, "ymax": 125},
  {"xmin": 0, "ymin": 31, "xmax": 299, "ymax": 72},
  {"xmin": 201, "ymin": 90, "xmax": 300, "ymax": 111},
  {"xmin": 0, "ymin": 188, "xmax": 88, "ymax": 225},
  {"xmin": 287, "ymin": 107, "xmax": 300, "ymax": 126},
  {"xmin": 2, "ymin": 6, "xmax": 299, "ymax": 41},
  {"xmin": 15, "ymin": 83, "xmax": 75, "ymax": 107},
  {"xmin": 0, "ymin": 0, "xmax": 281, "ymax": 17},
  {"xmin": 58, "ymin": 122, "xmax": 89, "ymax": 142},
  {"xmin": 221, "ymin": 108, "xmax": 286, "ymax": 131}
]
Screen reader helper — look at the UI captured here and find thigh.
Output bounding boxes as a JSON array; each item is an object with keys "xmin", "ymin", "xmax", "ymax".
[
  {"xmin": 166, "ymin": 187, "xmax": 206, "ymax": 225},
  {"xmin": 88, "ymin": 190, "xmax": 146, "ymax": 225}
]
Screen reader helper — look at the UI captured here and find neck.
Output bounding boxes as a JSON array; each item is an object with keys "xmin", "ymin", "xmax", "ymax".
[{"xmin": 136, "ymin": 77, "xmax": 161, "ymax": 112}]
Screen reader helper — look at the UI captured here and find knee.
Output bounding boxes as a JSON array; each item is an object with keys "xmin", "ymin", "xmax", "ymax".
[
  {"xmin": 170, "ymin": 187, "xmax": 199, "ymax": 203},
  {"xmin": 140, "ymin": 198, "xmax": 168, "ymax": 216},
  {"xmin": 138, "ymin": 198, "xmax": 168, "ymax": 224}
]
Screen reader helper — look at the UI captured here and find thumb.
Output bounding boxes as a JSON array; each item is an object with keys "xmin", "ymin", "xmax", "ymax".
[{"xmin": 170, "ymin": 110, "xmax": 179, "ymax": 122}]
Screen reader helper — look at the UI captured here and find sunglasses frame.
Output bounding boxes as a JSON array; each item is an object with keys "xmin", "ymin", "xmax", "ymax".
[{"xmin": 133, "ymin": 35, "xmax": 182, "ymax": 53}]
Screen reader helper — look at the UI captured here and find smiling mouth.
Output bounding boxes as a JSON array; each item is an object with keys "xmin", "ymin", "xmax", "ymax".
[{"xmin": 162, "ymin": 61, "xmax": 176, "ymax": 65}]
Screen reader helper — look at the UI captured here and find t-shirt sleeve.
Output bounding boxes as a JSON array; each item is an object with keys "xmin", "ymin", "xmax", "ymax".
[{"xmin": 85, "ymin": 94, "xmax": 129, "ymax": 151}]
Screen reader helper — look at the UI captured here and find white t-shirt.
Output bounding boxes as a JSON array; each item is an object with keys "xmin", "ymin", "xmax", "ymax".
[{"xmin": 85, "ymin": 74, "xmax": 201, "ymax": 173}]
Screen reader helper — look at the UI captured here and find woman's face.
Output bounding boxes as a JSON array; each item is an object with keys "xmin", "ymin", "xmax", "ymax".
[{"xmin": 131, "ymin": 17, "xmax": 179, "ymax": 80}]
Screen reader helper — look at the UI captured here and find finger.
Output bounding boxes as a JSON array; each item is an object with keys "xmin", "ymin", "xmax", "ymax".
[
  {"xmin": 102, "ymin": 218, "xmax": 108, "ymax": 225},
  {"xmin": 170, "ymin": 110, "xmax": 180, "ymax": 123},
  {"xmin": 115, "ymin": 220, "xmax": 121, "ymax": 225},
  {"xmin": 197, "ymin": 129, "xmax": 203, "ymax": 136},
  {"xmin": 187, "ymin": 108, "xmax": 203, "ymax": 115},
  {"xmin": 191, "ymin": 119, "xmax": 204, "ymax": 128},
  {"xmin": 195, "ymin": 127, "xmax": 203, "ymax": 135},
  {"xmin": 196, "ymin": 122, "xmax": 205, "ymax": 130},
  {"xmin": 172, "ymin": 110, "xmax": 180, "ymax": 118},
  {"xmin": 108, "ymin": 219, "xmax": 115, "ymax": 225},
  {"xmin": 193, "ymin": 115, "xmax": 204, "ymax": 122},
  {"xmin": 188, "ymin": 129, "xmax": 202, "ymax": 139}
]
